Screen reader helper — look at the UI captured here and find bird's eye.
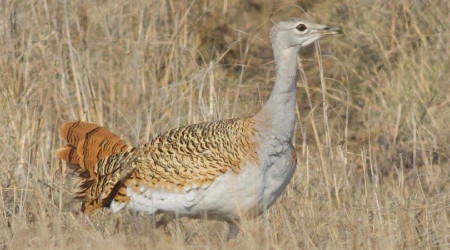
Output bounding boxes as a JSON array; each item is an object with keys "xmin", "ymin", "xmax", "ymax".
[{"xmin": 296, "ymin": 24, "xmax": 307, "ymax": 32}]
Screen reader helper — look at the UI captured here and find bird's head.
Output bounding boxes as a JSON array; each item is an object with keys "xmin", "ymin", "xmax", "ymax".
[{"xmin": 270, "ymin": 18, "xmax": 341, "ymax": 52}]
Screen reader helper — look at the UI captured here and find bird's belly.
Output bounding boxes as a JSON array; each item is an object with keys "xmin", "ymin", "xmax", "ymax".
[
  {"xmin": 196, "ymin": 163, "xmax": 265, "ymax": 216},
  {"xmin": 121, "ymin": 165, "xmax": 263, "ymax": 218},
  {"xmin": 120, "ymin": 151, "xmax": 296, "ymax": 218},
  {"xmin": 198, "ymin": 148, "xmax": 297, "ymax": 216}
]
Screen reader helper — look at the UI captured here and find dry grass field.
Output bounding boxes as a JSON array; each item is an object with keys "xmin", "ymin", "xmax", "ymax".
[{"xmin": 1, "ymin": 0, "xmax": 449, "ymax": 249}]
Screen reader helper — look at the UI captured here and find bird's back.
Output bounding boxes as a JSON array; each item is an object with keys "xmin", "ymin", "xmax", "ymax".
[
  {"xmin": 131, "ymin": 117, "xmax": 259, "ymax": 190},
  {"xmin": 57, "ymin": 117, "xmax": 260, "ymax": 214}
]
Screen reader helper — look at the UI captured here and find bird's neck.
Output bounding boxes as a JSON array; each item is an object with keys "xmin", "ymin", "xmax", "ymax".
[{"xmin": 256, "ymin": 47, "xmax": 299, "ymax": 142}]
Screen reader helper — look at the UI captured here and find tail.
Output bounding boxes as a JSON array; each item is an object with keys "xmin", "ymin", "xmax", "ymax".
[{"xmin": 57, "ymin": 121, "xmax": 131, "ymax": 213}]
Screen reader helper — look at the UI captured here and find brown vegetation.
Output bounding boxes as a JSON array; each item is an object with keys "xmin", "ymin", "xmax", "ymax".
[{"xmin": 1, "ymin": 0, "xmax": 448, "ymax": 249}]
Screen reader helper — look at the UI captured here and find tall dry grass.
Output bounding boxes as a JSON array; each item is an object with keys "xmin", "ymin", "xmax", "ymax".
[{"xmin": 0, "ymin": 0, "xmax": 449, "ymax": 249}]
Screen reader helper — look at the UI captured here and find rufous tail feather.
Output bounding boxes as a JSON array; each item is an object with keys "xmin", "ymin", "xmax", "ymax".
[{"xmin": 57, "ymin": 121, "xmax": 130, "ymax": 213}]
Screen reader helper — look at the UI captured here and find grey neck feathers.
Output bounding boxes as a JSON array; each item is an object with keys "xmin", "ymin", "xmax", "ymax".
[{"xmin": 256, "ymin": 45, "xmax": 300, "ymax": 142}]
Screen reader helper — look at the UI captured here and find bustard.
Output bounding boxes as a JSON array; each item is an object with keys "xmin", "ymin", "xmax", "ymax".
[{"xmin": 57, "ymin": 18, "xmax": 340, "ymax": 235}]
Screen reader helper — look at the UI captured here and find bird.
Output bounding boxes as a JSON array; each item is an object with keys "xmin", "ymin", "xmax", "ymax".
[{"xmin": 57, "ymin": 18, "xmax": 341, "ymax": 237}]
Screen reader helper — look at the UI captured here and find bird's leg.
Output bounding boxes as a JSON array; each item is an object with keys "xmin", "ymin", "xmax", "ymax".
[
  {"xmin": 263, "ymin": 210, "xmax": 273, "ymax": 238},
  {"xmin": 156, "ymin": 213, "xmax": 175, "ymax": 230},
  {"xmin": 226, "ymin": 219, "xmax": 240, "ymax": 240}
]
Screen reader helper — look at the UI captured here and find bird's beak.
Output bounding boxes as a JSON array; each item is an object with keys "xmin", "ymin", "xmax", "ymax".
[{"xmin": 317, "ymin": 26, "xmax": 342, "ymax": 36}]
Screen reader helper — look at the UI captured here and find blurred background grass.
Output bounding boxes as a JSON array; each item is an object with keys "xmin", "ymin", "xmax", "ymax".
[{"xmin": 0, "ymin": 0, "xmax": 449, "ymax": 249}]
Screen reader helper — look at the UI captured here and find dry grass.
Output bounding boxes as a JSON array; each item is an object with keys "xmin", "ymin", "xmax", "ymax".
[{"xmin": 1, "ymin": 0, "xmax": 449, "ymax": 249}]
